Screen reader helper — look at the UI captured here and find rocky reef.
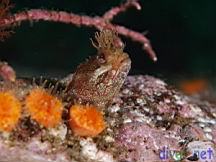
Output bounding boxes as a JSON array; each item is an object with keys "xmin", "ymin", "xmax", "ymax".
[{"xmin": 0, "ymin": 75, "xmax": 215, "ymax": 162}]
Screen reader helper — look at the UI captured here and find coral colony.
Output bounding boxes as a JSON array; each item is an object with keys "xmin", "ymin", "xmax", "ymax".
[{"xmin": 0, "ymin": 0, "xmax": 215, "ymax": 162}]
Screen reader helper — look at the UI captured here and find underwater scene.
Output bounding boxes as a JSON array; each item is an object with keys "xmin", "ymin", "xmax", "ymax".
[{"xmin": 0, "ymin": 0, "xmax": 215, "ymax": 162}]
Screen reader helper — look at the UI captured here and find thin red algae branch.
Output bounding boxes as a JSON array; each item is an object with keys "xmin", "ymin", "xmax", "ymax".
[
  {"xmin": 0, "ymin": 0, "xmax": 13, "ymax": 40},
  {"xmin": 0, "ymin": 29, "xmax": 12, "ymax": 41},
  {"xmin": 114, "ymin": 25, "xmax": 157, "ymax": 61},
  {"xmin": 0, "ymin": 61, "xmax": 16, "ymax": 82},
  {"xmin": 0, "ymin": 0, "xmax": 157, "ymax": 61},
  {"xmin": 103, "ymin": 0, "xmax": 141, "ymax": 21},
  {"xmin": 0, "ymin": 0, "xmax": 13, "ymax": 18}
]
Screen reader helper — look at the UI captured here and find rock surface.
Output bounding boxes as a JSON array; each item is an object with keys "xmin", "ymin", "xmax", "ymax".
[
  {"xmin": 0, "ymin": 75, "xmax": 215, "ymax": 162},
  {"xmin": 113, "ymin": 75, "xmax": 216, "ymax": 162}
]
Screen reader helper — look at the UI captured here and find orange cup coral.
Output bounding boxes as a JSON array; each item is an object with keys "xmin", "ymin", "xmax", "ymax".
[
  {"xmin": 69, "ymin": 105, "xmax": 105, "ymax": 137},
  {"xmin": 25, "ymin": 88, "xmax": 63, "ymax": 128},
  {"xmin": 0, "ymin": 91, "xmax": 21, "ymax": 132}
]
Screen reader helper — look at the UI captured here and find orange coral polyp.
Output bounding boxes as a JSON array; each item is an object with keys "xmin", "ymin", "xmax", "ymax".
[
  {"xmin": 69, "ymin": 105, "xmax": 105, "ymax": 137},
  {"xmin": 0, "ymin": 91, "xmax": 21, "ymax": 132},
  {"xmin": 25, "ymin": 88, "xmax": 63, "ymax": 128}
]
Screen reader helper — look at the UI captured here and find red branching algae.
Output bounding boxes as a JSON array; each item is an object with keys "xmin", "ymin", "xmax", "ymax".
[
  {"xmin": 0, "ymin": 0, "xmax": 157, "ymax": 61},
  {"xmin": 0, "ymin": 0, "xmax": 13, "ymax": 41},
  {"xmin": 103, "ymin": 0, "xmax": 141, "ymax": 21}
]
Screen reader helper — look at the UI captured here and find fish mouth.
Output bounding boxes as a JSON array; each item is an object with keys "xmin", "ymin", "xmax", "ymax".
[
  {"xmin": 111, "ymin": 58, "xmax": 131, "ymax": 81},
  {"xmin": 118, "ymin": 57, "xmax": 131, "ymax": 72}
]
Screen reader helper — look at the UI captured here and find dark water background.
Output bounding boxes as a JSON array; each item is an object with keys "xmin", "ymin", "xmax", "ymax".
[{"xmin": 0, "ymin": 0, "xmax": 215, "ymax": 85}]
